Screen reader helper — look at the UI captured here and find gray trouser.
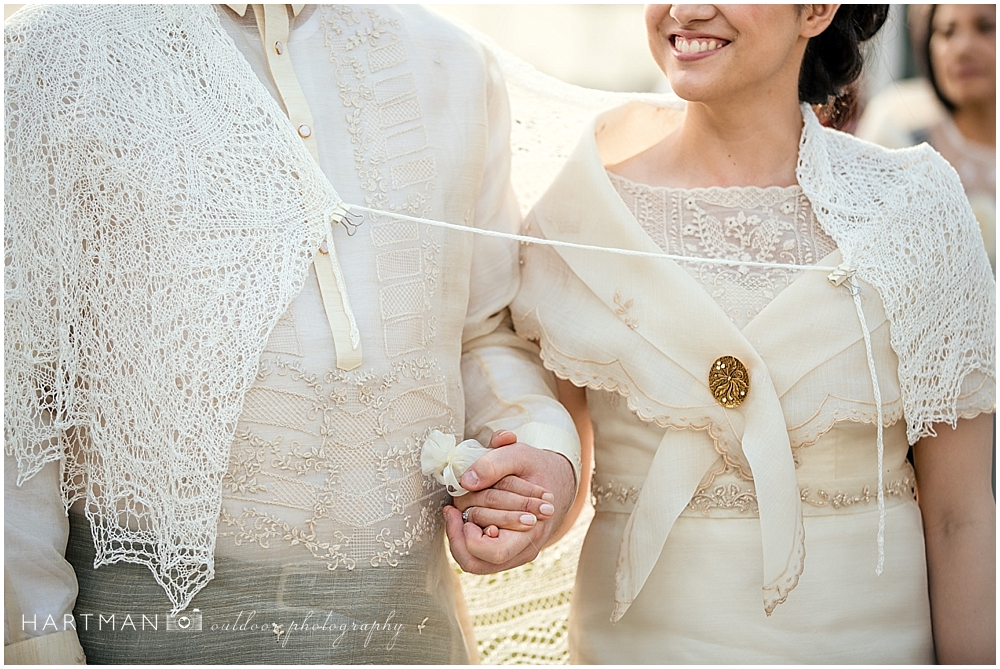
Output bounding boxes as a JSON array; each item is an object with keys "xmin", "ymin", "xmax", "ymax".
[{"xmin": 67, "ymin": 513, "xmax": 469, "ymax": 664}]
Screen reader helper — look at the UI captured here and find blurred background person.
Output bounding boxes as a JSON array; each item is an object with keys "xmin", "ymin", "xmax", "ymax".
[{"xmin": 858, "ymin": 4, "xmax": 995, "ymax": 273}]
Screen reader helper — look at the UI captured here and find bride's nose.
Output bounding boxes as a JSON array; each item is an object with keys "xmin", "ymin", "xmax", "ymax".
[{"xmin": 668, "ymin": 4, "xmax": 717, "ymax": 26}]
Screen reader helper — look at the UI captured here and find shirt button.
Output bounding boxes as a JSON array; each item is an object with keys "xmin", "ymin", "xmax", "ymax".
[
  {"xmin": 274, "ymin": 41, "xmax": 285, "ymax": 55},
  {"xmin": 298, "ymin": 124, "xmax": 312, "ymax": 138}
]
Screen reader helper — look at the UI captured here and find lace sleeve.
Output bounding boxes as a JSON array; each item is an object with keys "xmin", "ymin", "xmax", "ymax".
[
  {"xmin": 872, "ymin": 150, "xmax": 994, "ymax": 441},
  {"xmin": 799, "ymin": 121, "xmax": 996, "ymax": 443}
]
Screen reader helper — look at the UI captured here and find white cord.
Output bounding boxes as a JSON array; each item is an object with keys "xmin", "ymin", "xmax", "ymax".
[
  {"xmin": 846, "ymin": 275, "xmax": 886, "ymax": 576},
  {"xmin": 347, "ymin": 204, "xmax": 842, "ymax": 273},
  {"xmin": 340, "ymin": 203, "xmax": 889, "ymax": 574}
]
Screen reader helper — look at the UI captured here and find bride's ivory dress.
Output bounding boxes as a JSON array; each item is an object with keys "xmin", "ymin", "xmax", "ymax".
[
  {"xmin": 512, "ymin": 102, "xmax": 994, "ymax": 663},
  {"xmin": 572, "ymin": 177, "xmax": 931, "ymax": 663}
]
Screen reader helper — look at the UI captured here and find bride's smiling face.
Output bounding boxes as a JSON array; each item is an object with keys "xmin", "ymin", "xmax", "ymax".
[{"xmin": 646, "ymin": 5, "xmax": 831, "ymax": 105}]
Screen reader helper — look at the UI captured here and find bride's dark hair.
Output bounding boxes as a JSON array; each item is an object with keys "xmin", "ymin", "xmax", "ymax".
[{"xmin": 799, "ymin": 4, "xmax": 889, "ymax": 128}]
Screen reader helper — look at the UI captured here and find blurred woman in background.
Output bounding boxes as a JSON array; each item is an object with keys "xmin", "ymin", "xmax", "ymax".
[{"xmin": 858, "ymin": 4, "xmax": 995, "ymax": 272}]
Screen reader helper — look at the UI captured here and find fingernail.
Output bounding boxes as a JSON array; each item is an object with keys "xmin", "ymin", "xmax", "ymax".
[
  {"xmin": 519, "ymin": 514, "xmax": 537, "ymax": 526},
  {"xmin": 539, "ymin": 503, "xmax": 555, "ymax": 516},
  {"xmin": 487, "ymin": 526, "xmax": 499, "ymax": 538},
  {"xmin": 542, "ymin": 492, "xmax": 555, "ymax": 503},
  {"xmin": 461, "ymin": 470, "xmax": 479, "ymax": 487}
]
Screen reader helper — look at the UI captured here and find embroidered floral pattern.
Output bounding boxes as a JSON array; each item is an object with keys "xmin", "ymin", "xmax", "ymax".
[
  {"xmin": 591, "ymin": 474, "xmax": 917, "ymax": 517},
  {"xmin": 800, "ymin": 475, "xmax": 917, "ymax": 510},
  {"xmin": 219, "ymin": 317, "xmax": 457, "ymax": 569},
  {"xmin": 689, "ymin": 482, "xmax": 758, "ymax": 516},
  {"xmin": 219, "ymin": 506, "xmax": 357, "ymax": 569},
  {"xmin": 613, "ymin": 291, "xmax": 638, "ymax": 330},
  {"xmin": 609, "ymin": 175, "xmax": 838, "ymax": 330},
  {"xmin": 320, "ymin": 6, "xmax": 434, "ymax": 219},
  {"xmin": 319, "ymin": 5, "xmax": 441, "ymax": 361},
  {"xmin": 591, "ymin": 480, "xmax": 640, "ymax": 507}
]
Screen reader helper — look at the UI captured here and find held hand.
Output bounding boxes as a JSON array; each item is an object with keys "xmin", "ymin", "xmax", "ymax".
[
  {"xmin": 445, "ymin": 434, "xmax": 576, "ymax": 574},
  {"xmin": 451, "ymin": 430, "xmax": 556, "ymax": 532}
]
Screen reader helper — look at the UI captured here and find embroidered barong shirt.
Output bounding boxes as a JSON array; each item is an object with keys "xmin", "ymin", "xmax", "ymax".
[{"xmin": 3, "ymin": 5, "xmax": 579, "ymax": 662}]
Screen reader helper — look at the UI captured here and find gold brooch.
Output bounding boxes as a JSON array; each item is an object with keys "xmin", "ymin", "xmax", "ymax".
[{"xmin": 709, "ymin": 356, "xmax": 749, "ymax": 408}]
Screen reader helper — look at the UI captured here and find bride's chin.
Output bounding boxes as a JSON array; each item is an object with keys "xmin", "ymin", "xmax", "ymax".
[
  {"xmin": 662, "ymin": 63, "xmax": 731, "ymax": 100},
  {"xmin": 663, "ymin": 77, "xmax": 721, "ymax": 105}
]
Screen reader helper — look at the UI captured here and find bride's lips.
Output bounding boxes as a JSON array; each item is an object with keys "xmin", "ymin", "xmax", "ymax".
[{"xmin": 670, "ymin": 33, "xmax": 730, "ymax": 60}]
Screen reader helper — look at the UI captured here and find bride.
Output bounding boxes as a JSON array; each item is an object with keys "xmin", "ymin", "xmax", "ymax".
[{"xmin": 507, "ymin": 4, "xmax": 994, "ymax": 663}]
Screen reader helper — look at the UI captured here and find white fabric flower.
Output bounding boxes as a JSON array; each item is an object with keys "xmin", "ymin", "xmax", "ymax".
[{"xmin": 420, "ymin": 430, "xmax": 489, "ymax": 497}]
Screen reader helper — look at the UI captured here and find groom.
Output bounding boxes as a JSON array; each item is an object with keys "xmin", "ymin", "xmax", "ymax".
[{"xmin": 4, "ymin": 4, "xmax": 578, "ymax": 664}]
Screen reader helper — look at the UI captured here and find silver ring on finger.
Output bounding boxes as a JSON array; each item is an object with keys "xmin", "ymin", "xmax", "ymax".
[{"xmin": 462, "ymin": 507, "xmax": 473, "ymax": 524}]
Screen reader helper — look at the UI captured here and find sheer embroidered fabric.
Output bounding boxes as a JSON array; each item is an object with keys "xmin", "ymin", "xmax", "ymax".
[
  {"xmin": 608, "ymin": 175, "xmax": 838, "ymax": 330},
  {"xmin": 4, "ymin": 6, "xmax": 580, "ymax": 643},
  {"xmin": 215, "ymin": 265, "xmax": 450, "ymax": 573},
  {"xmin": 212, "ymin": 6, "xmax": 451, "ymax": 574},
  {"xmin": 584, "ymin": 179, "xmax": 916, "ymax": 519},
  {"xmin": 603, "ymin": 176, "xmax": 853, "ymax": 510}
]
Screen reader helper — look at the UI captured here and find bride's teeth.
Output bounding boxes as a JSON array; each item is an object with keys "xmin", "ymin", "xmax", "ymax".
[{"xmin": 677, "ymin": 37, "xmax": 724, "ymax": 54}]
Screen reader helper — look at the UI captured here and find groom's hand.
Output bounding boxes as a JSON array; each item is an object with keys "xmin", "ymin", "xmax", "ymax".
[{"xmin": 445, "ymin": 431, "xmax": 576, "ymax": 574}]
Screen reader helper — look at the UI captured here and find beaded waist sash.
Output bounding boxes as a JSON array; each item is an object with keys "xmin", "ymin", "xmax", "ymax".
[{"xmin": 592, "ymin": 461, "xmax": 917, "ymax": 518}]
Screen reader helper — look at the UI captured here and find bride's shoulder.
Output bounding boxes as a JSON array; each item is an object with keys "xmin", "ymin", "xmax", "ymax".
[
  {"xmin": 806, "ymin": 122, "xmax": 966, "ymax": 211},
  {"xmin": 820, "ymin": 123, "xmax": 956, "ymax": 185}
]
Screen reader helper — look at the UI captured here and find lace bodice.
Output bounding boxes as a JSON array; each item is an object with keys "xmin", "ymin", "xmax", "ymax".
[{"xmin": 607, "ymin": 172, "xmax": 838, "ymax": 329}]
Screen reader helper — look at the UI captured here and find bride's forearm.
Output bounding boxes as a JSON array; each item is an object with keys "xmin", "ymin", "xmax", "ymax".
[
  {"xmin": 923, "ymin": 509, "xmax": 996, "ymax": 663},
  {"xmin": 913, "ymin": 414, "xmax": 996, "ymax": 664}
]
